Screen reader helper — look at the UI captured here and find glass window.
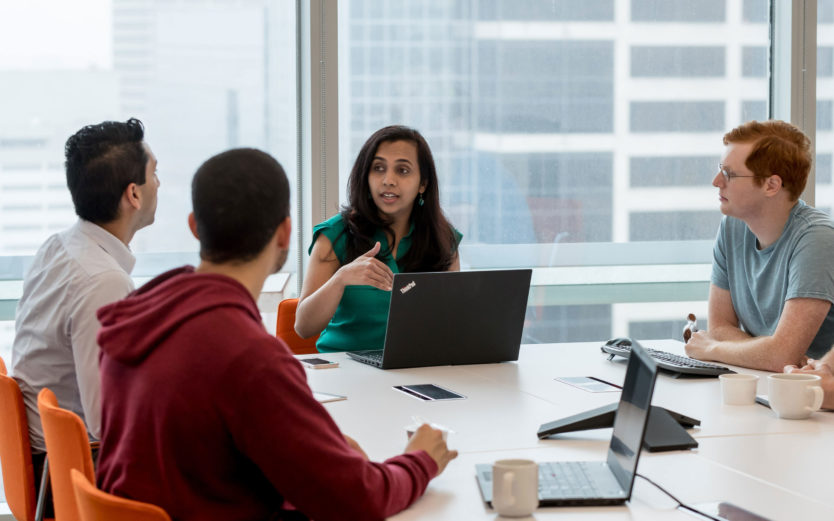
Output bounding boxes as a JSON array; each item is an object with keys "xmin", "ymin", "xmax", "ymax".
[
  {"xmin": 0, "ymin": 2, "xmax": 300, "ymax": 349},
  {"xmin": 630, "ymin": 156, "xmax": 719, "ymax": 187},
  {"xmin": 818, "ymin": 100, "xmax": 833, "ymax": 131},
  {"xmin": 821, "ymin": 0, "xmax": 834, "ymax": 23},
  {"xmin": 742, "ymin": 46, "xmax": 768, "ymax": 77},
  {"xmin": 631, "ymin": 0, "xmax": 725, "ymax": 22},
  {"xmin": 819, "ymin": 46, "xmax": 833, "ymax": 77},
  {"xmin": 0, "ymin": 1, "xmax": 299, "ymax": 260},
  {"xmin": 337, "ymin": 0, "xmax": 768, "ymax": 342},
  {"xmin": 631, "ymin": 46, "xmax": 725, "ymax": 77},
  {"xmin": 630, "ymin": 102, "xmax": 725, "ymax": 132},
  {"xmin": 630, "ymin": 211, "xmax": 723, "ymax": 241},
  {"xmin": 630, "ymin": 318, "xmax": 710, "ymax": 341},
  {"xmin": 818, "ymin": 154, "xmax": 833, "ymax": 184},
  {"xmin": 478, "ymin": 0, "xmax": 614, "ymax": 21},
  {"xmin": 478, "ymin": 40, "xmax": 614, "ymax": 133},
  {"xmin": 526, "ymin": 304, "xmax": 611, "ymax": 343},
  {"xmin": 743, "ymin": 0, "xmax": 768, "ymax": 23},
  {"xmin": 742, "ymin": 100, "xmax": 768, "ymax": 122}
]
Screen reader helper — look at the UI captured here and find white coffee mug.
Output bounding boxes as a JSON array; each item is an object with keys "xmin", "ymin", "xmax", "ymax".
[
  {"xmin": 719, "ymin": 373, "xmax": 759, "ymax": 405},
  {"xmin": 492, "ymin": 459, "xmax": 538, "ymax": 517},
  {"xmin": 767, "ymin": 373, "xmax": 824, "ymax": 420}
]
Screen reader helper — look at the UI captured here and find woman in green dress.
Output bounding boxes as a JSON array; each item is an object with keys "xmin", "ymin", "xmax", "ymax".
[{"xmin": 295, "ymin": 125, "xmax": 462, "ymax": 352}]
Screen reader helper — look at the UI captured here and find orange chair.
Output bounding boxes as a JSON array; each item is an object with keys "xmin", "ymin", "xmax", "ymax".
[
  {"xmin": 70, "ymin": 469, "xmax": 171, "ymax": 521},
  {"xmin": 276, "ymin": 298, "xmax": 319, "ymax": 354},
  {"xmin": 0, "ymin": 356, "xmax": 49, "ymax": 521},
  {"xmin": 38, "ymin": 388, "xmax": 94, "ymax": 521}
]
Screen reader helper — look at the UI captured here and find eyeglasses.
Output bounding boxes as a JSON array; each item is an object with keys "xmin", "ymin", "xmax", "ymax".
[{"xmin": 718, "ymin": 164, "xmax": 757, "ymax": 183}]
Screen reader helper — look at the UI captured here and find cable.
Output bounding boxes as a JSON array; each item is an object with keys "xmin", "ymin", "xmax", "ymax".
[{"xmin": 636, "ymin": 473, "xmax": 723, "ymax": 521}]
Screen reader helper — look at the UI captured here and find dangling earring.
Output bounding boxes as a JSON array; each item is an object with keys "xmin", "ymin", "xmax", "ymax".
[{"xmin": 418, "ymin": 192, "xmax": 424, "ymax": 207}]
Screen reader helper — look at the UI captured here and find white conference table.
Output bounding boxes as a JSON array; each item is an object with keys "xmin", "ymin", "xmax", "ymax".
[{"xmin": 303, "ymin": 340, "xmax": 834, "ymax": 520}]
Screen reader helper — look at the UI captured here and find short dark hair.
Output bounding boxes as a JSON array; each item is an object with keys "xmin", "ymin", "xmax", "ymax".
[
  {"xmin": 64, "ymin": 118, "xmax": 148, "ymax": 224},
  {"xmin": 192, "ymin": 148, "xmax": 290, "ymax": 264},
  {"xmin": 341, "ymin": 125, "xmax": 458, "ymax": 272}
]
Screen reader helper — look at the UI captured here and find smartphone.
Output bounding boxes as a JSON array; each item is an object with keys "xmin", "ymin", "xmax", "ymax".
[
  {"xmin": 300, "ymin": 357, "xmax": 339, "ymax": 369},
  {"xmin": 393, "ymin": 384, "xmax": 466, "ymax": 401},
  {"xmin": 690, "ymin": 501, "xmax": 772, "ymax": 521},
  {"xmin": 755, "ymin": 395, "xmax": 770, "ymax": 408}
]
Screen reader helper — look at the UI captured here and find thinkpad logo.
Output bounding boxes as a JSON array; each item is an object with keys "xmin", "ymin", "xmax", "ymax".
[{"xmin": 399, "ymin": 281, "xmax": 416, "ymax": 294}]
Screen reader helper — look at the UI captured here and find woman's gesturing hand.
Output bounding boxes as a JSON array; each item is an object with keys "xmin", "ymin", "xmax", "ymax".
[{"xmin": 335, "ymin": 242, "xmax": 394, "ymax": 291}]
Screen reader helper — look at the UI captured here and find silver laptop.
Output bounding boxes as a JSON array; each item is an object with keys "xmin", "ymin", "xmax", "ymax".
[
  {"xmin": 476, "ymin": 342, "xmax": 658, "ymax": 507},
  {"xmin": 346, "ymin": 269, "xmax": 531, "ymax": 370}
]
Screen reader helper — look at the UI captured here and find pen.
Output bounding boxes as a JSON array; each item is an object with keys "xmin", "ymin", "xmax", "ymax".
[
  {"xmin": 587, "ymin": 376, "xmax": 623, "ymax": 390},
  {"xmin": 683, "ymin": 313, "xmax": 698, "ymax": 342}
]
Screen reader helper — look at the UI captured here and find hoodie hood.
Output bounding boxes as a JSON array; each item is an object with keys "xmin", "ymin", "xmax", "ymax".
[{"xmin": 97, "ymin": 266, "xmax": 261, "ymax": 366}]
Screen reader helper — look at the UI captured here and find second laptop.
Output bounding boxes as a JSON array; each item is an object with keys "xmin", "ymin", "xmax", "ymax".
[{"xmin": 347, "ymin": 269, "xmax": 531, "ymax": 369}]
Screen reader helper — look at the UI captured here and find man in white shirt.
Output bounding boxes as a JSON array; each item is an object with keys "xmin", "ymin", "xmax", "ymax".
[{"xmin": 11, "ymin": 118, "xmax": 159, "ymax": 490}]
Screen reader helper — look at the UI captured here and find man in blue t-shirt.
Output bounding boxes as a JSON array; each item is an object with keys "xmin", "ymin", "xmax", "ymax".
[{"xmin": 685, "ymin": 120, "xmax": 834, "ymax": 372}]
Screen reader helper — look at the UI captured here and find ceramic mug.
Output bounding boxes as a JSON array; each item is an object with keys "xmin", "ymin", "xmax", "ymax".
[
  {"xmin": 767, "ymin": 373, "xmax": 824, "ymax": 419},
  {"xmin": 492, "ymin": 459, "xmax": 539, "ymax": 517},
  {"xmin": 719, "ymin": 373, "xmax": 759, "ymax": 405}
]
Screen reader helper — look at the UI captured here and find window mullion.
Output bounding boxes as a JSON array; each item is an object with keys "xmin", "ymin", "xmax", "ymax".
[{"xmin": 772, "ymin": 0, "xmax": 817, "ymax": 204}]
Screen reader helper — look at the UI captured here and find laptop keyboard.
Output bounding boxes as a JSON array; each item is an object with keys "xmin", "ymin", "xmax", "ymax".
[
  {"xmin": 347, "ymin": 349, "xmax": 383, "ymax": 367},
  {"xmin": 539, "ymin": 462, "xmax": 620, "ymax": 498},
  {"xmin": 478, "ymin": 462, "xmax": 622, "ymax": 500},
  {"xmin": 601, "ymin": 343, "xmax": 734, "ymax": 377}
]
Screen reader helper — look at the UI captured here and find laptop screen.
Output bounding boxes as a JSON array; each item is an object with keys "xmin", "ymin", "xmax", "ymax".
[{"xmin": 606, "ymin": 344, "xmax": 657, "ymax": 496}]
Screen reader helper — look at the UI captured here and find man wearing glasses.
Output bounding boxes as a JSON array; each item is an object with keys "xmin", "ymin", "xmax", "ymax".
[{"xmin": 685, "ymin": 120, "xmax": 834, "ymax": 372}]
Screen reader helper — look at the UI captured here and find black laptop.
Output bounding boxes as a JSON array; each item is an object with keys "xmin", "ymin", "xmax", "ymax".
[
  {"xmin": 346, "ymin": 269, "xmax": 531, "ymax": 370},
  {"xmin": 476, "ymin": 342, "xmax": 659, "ymax": 507}
]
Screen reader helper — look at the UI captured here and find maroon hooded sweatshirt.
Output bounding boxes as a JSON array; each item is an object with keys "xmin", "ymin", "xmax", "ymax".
[{"xmin": 96, "ymin": 266, "xmax": 436, "ymax": 521}]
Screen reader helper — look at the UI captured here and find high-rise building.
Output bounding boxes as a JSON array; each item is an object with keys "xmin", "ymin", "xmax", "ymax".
[
  {"xmin": 340, "ymin": 0, "xmax": 824, "ymax": 341},
  {"xmin": 0, "ymin": 70, "xmax": 120, "ymax": 254},
  {"xmin": 0, "ymin": 0, "xmax": 831, "ymax": 346}
]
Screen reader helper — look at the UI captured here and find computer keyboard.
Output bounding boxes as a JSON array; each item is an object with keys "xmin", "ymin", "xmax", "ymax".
[
  {"xmin": 538, "ymin": 461, "xmax": 621, "ymax": 498},
  {"xmin": 600, "ymin": 341, "xmax": 735, "ymax": 377}
]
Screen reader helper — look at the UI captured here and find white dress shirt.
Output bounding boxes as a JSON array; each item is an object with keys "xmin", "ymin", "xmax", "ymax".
[{"xmin": 11, "ymin": 220, "xmax": 135, "ymax": 452}]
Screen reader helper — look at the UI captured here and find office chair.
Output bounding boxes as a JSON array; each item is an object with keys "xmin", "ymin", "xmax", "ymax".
[
  {"xmin": 0, "ymin": 356, "xmax": 51, "ymax": 521},
  {"xmin": 37, "ymin": 388, "xmax": 94, "ymax": 521},
  {"xmin": 276, "ymin": 298, "xmax": 319, "ymax": 354},
  {"xmin": 70, "ymin": 469, "xmax": 171, "ymax": 521}
]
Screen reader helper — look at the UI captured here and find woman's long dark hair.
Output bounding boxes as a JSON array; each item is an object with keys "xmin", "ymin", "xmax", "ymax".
[{"xmin": 339, "ymin": 125, "xmax": 458, "ymax": 272}]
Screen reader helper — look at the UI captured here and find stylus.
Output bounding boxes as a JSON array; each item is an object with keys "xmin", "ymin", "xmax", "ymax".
[{"xmin": 588, "ymin": 376, "xmax": 622, "ymax": 390}]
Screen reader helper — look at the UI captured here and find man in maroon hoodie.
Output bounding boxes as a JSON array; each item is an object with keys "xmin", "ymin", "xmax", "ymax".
[{"xmin": 95, "ymin": 148, "xmax": 457, "ymax": 521}]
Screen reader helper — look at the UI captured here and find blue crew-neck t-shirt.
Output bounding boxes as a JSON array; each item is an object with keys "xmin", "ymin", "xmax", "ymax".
[
  {"xmin": 309, "ymin": 214, "xmax": 462, "ymax": 353},
  {"xmin": 711, "ymin": 200, "xmax": 834, "ymax": 359}
]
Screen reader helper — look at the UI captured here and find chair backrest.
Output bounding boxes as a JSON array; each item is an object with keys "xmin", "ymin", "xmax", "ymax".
[
  {"xmin": 38, "ymin": 388, "xmax": 94, "ymax": 521},
  {"xmin": 276, "ymin": 298, "xmax": 319, "ymax": 355},
  {"xmin": 0, "ymin": 356, "xmax": 39, "ymax": 521},
  {"xmin": 70, "ymin": 469, "xmax": 171, "ymax": 521}
]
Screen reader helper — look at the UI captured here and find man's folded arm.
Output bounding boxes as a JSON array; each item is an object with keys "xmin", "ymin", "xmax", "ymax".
[{"xmin": 688, "ymin": 288, "xmax": 830, "ymax": 371}]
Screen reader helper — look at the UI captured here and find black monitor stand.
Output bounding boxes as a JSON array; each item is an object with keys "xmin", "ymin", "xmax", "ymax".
[{"xmin": 537, "ymin": 403, "xmax": 700, "ymax": 452}]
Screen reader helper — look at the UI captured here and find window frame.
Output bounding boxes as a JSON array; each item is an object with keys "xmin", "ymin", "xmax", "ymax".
[
  {"xmin": 0, "ymin": 1, "xmax": 824, "ymax": 325},
  {"xmin": 297, "ymin": 0, "xmax": 819, "ymax": 309}
]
